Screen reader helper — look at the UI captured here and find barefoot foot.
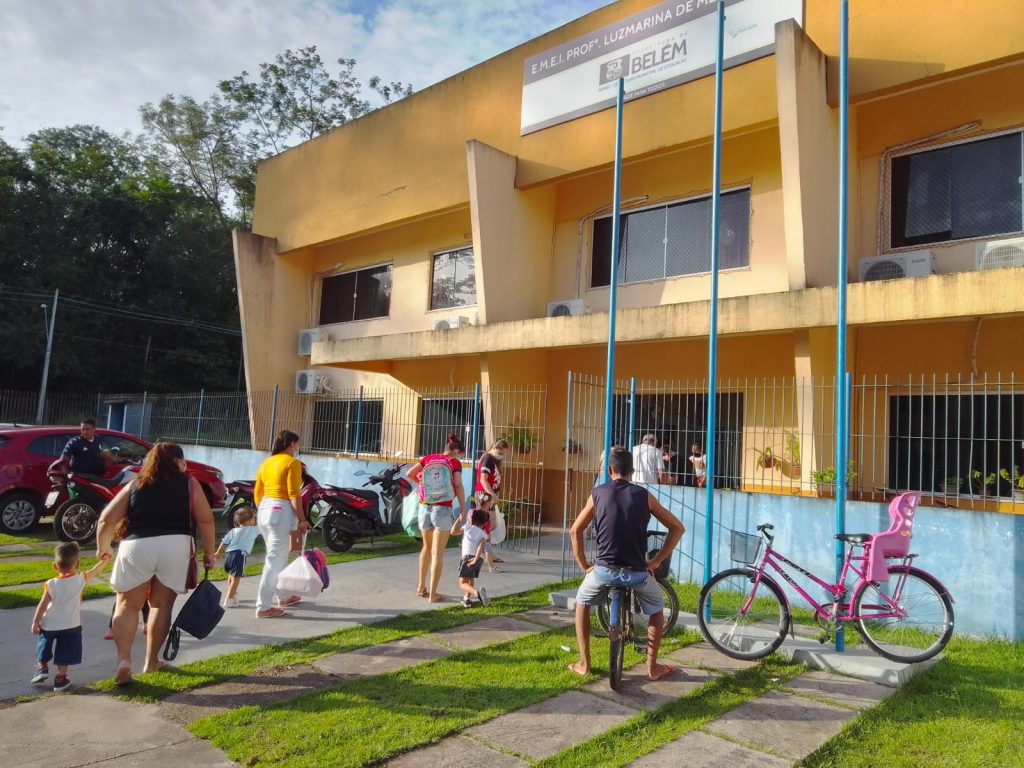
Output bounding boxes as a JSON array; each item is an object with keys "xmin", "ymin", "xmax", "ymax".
[
  {"xmin": 648, "ymin": 663, "xmax": 677, "ymax": 681},
  {"xmin": 568, "ymin": 661, "xmax": 590, "ymax": 677}
]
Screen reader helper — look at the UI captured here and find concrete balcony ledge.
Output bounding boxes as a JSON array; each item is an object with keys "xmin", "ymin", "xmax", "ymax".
[{"xmin": 311, "ymin": 268, "xmax": 1024, "ymax": 366}]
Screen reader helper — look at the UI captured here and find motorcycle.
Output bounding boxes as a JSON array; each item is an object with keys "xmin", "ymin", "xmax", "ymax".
[
  {"xmin": 221, "ymin": 465, "xmax": 346, "ymax": 532},
  {"xmin": 46, "ymin": 460, "xmax": 140, "ymax": 543},
  {"xmin": 320, "ymin": 462, "xmax": 413, "ymax": 552}
]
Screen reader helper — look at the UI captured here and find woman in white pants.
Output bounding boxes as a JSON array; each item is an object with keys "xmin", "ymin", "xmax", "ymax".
[{"xmin": 253, "ymin": 430, "xmax": 311, "ymax": 618}]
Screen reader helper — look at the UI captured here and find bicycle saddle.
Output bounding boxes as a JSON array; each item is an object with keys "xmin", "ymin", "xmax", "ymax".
[{"xmin": 835, "ymin": 533, "xmax": 872, "ymax": 544}]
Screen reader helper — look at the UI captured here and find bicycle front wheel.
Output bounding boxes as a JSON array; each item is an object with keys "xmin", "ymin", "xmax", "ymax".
[
  {"xmin": 597, "ymin": 577, "xmax": 680, "ymax": 635},
  {"xmin": 697, "ymin": 568, "xmax": 790, "ymax": 660},
  {"xmin": 853, "ymin": 566, "xmax": 954, "ymax": 663},
  {"xmin": 608, "ymin": 589, "xmax": 627, "ymax": 691}
]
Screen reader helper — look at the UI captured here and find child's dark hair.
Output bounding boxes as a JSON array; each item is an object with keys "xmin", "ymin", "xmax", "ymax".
[
  {"xmin": 54, "ymin": 542, "xmax": 80, "ymax": 571},
  {"xmin": 233, "ymin": 506, "xmax": 256, "ymax": 526},
  {"xmin": 446, "ymin": 431, "xmax": 465, "ymax": 452},
  {"xmin": 470, "ymin": 509, "xmax": 488, "ymax": 526}
]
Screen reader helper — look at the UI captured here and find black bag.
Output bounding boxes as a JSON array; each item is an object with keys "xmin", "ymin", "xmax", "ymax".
[{"xmin": 162, "ymin": 570, "xmax": 225, "ymax": 661}]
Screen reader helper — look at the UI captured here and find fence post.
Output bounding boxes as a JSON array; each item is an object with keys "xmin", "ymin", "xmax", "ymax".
[
  {"xmin": 628, "ymin": 377, "xmax": 637, "ymax": 449},
  {"xmin": 354, "ymin": 386, "xmax": 364, "ymax": 461},
  {"xmin": 268, "ymin": 385, "xmax": 279, "ymax": 452},
  {"xmin": 195, "ymin": 389, "xmax": 205, "ymax": 446},
  {"xmin": 561, "ymin": 371, "xmax": 574, "ymax": 581},
  {"xmin": 139, "ymin": 391, "xmax": 147, "ymax": 438},
  {"xmin": 470, "ymin": 383, "xmax": 481, "ymax": 497}
]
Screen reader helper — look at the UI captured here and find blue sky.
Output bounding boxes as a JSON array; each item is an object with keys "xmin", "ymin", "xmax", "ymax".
[{"xmin": 0, "ymin": 0, "xmax": 612, "ymax": 144}]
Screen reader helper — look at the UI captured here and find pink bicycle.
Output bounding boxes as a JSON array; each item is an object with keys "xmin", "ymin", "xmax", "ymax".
[{"xmin": 697, "ymin": 492, "xmax": 955, "ymax": 664}]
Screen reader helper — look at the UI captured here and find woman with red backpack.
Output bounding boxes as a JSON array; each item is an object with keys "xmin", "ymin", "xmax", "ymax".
[{"xmin": 406, "ymin": 433, "xmax": 466, "ymax": 602}]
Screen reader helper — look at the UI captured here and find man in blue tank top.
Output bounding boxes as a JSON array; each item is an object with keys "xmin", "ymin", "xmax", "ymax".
[{"xmin": 569, "ymin": 448, "xmax": 685, "ymax": 681}]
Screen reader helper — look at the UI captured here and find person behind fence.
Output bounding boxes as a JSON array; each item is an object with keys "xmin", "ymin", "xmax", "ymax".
[
  {"xmin": 407, "ymin": 432, "xmax": 466, "ymax": 603},
  {"xmin": 689, "ymin": 444, "xmax": 707, "ymax": 488},
  {"xmin": 449, "ymin": 506, "xmax": 491, "ymax": 608},
  {"xmin": 215, "ymin": 506, "xmax": 260, "ymax": 608},
  {"xmin": 31, "ymin": 542, "xmax": 110, "ymax": 691},
  {"xmin": 631, "ymin": 434, "xmax": 664, "ymax": 485},
  {"xmin": 474, "ymin": 439, "xmax": 507, "ymax": 570},
  {"xmin": 254, "ymin": 430, "xmax": 311, "ymax": 618},
  {"xmin": 96, "ymin": 441, "xmax": 216, "ymax": 685},
  {"xmin": 568, "ymin": 448, "xmax": 685, "ymax": 682}
]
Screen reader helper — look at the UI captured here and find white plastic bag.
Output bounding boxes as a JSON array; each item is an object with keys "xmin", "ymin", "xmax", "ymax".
[
  {"xmin": 402, "ymin": 493, "xmax": 421, "ymax": 538},
  {"xmin": 276, "ymin": 554, "xmax": 324, "ymax": 597},
  {"xmin": 489, "ymin": 507, "xmax": 507, "ymax": 545}
]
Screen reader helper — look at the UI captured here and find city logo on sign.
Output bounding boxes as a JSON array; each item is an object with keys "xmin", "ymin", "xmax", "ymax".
[{"xmin": 600, "ymin": 56, "xmax": 630, "ymax": 84}]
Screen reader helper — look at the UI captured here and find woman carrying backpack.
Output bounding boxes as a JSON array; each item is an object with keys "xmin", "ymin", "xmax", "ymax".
[{"xmin": 406, "ymin": 432, "xmax": 466, "ymax": 602}]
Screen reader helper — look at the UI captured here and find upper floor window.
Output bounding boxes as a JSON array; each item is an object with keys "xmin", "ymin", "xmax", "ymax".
[
  {"xmin": 319, "ymin": 264, "xmax": 392, "ymax": 324},
  {"xmin": 591, "ymin": 188, "xmax": 751, "ymax": 287},
  {"xmin": 890, "ymin": 132, "xmax": 1023, "ymax": 249},
  {"xmin": 430, "ymin": 247, "xmax": 477, "ymax": 310}
]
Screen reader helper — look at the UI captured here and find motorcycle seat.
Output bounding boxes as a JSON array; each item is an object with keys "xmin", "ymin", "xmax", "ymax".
[
  {"xmin": 327, "ymin": 486, "xmax": 379, "ymax": 502},
  {"xmin": 89, "ymin": 474, "xmax": 124, "ymax": 488}
]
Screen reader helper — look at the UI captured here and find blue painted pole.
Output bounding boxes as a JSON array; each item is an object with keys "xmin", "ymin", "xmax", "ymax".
[
  {"xmin": 835, "ymin": 0, "xmax": 850, "ymax": 654},
  {"xmin": 470, "ymin": 382, "xmax": 481, "ymax": 511},
  {"xmin": 703, "ymin": 0, "xmax": 725, "ymax": 588},
  {"xmin": 601, "ymin": 77, "xmax": 626, "ymax": 485},
  {"xmin": 353, "ymin": 385, "xmax": 364, "ymax": 460},
  {"xmin": 627, "ymin": 377, "xmax": 637, "ymax": 449}
]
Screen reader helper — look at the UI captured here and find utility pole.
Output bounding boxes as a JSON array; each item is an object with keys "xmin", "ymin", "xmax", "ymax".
[{"xmin": 35, "ymin": 289, "xmax": 58, "ymax": 425}]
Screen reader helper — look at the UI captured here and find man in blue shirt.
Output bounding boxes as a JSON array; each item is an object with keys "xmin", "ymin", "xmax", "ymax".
[
  {"xmin": 59, "ymin": 419, "xmax": 107, "ymax": 478},
  {"xmin": 569, "ymin": 448, "xmax": 685, "ymax": 682}
]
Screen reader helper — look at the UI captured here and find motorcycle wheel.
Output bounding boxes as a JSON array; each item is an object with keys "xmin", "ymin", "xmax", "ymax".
[
  {"xmin": 53, "ymin": 499, "xmax": 99, "ymax": 543},
  {"xmin": 307, "ymin": 499, "xmax": 331, "ymax": 531},
  {"xmin": 323, "ymin": 515, "xmax": 356, "ymax": 552}
]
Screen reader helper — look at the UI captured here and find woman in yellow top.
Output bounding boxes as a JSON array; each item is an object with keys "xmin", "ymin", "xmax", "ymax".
[{"xmin": 254, "ymin": 430, "xmax": 311, "ymax": 618}]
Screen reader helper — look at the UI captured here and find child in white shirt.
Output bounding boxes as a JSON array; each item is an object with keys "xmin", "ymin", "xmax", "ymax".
[
  {"xmin": 31, "ymin": 542, "xmax": 110, "ymax": 691},
  {"xmin": 214, "ymin": 507, "xmax": 261, "ymax": 607},
  {"xmin": 450, "ymin": 506, "xmax": 491, "ymax": 608}
]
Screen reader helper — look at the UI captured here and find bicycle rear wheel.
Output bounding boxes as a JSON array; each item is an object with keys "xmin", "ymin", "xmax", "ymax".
[
  {"xmin": 697, "ymin": 568, "xmax": 789, "ymax": 660},
  {"xmin": 608, "ymin": 588, "xmax": 627, "ymax": 691},
  {"xmin": 853, "ymin": 566, "xmax": 954, "ymax": 663}
]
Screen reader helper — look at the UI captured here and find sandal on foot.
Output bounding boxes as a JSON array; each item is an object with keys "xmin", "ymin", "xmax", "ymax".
[
  {"xmin": 648, "ymin": 665, "xmax": 678, "ymax": 681},
  {"xmin": 416, "ymin": 589, "xmax": 429, "ymax": 598},
  {"xmin": 278, "ymin": 595, "xmax": 302, "ymax": 608},
  {"xmin": 256, "ymin": 607, "xmax": 288, "ymax": 618}
]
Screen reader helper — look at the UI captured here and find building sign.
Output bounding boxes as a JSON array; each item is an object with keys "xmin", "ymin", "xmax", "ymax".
[{"xmin": 520, "ymin": 0, "xmax": 803, "ymax": 135}]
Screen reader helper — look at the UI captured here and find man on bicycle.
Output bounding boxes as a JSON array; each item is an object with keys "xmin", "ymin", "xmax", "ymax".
[{"xmin": 568, "ymin": 448, "xmax": 685, "ymax": 681}]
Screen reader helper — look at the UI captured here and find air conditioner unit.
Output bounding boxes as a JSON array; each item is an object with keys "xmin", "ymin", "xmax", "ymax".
[
  {"xmin": 976, "ymin": 237, "xmax": 1024, "ymax": 270},
  {"xmin": 297, "ymin": 328, "xmax": 325, "ymax": 357},
  {"xmin": 433, "ymin": 316, "xmax": 470, "ymax": 331},
  {"xmin": 547, "ymin": 299, "xmax": 590, "ymax": 318},
  {"xmin": 859, "ymin": 251, "xmax": 935, "ymax": 282},
  {"xmin": 295, "ymin": 369, "xmax": 319, "ymax": 395}
]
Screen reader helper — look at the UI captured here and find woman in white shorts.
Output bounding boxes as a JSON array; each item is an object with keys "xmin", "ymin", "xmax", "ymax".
[{"xmin": 96, "ymin": 442, "xmax": 216, "ymax": 685}]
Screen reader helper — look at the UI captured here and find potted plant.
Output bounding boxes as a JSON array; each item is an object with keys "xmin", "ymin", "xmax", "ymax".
[
  {"xmin": 941, "ymin": 476, "xmax": 961, "ymax": 496},
  {"xmin": 810, "ymin": 462, "xmax": 857, "ymax": 494},
  {"xmin": 970, "ymin": 470, "xmax": 996, "ymax": 497},
  {"xmin": 752, "ymin": 446, "xmax": 775, "ymax": 470},
  {"xmin": 784, "ymin": 430, "xmax": 801, "ymax": 473},
  {"xmin": 999, "ymin": 467, "xmax": 1024, "ymax": 501},
  {"xmin": 562, "ymin": 438, "xmax": 582, "ymax": 455},
  {"xmin": 503, "ymin": 422, "xmax": 536, "ymax": 453}
]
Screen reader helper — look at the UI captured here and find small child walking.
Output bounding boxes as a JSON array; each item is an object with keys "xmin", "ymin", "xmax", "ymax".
[
  {"xmin": 450, "ymin": 507, "xmax": 491, "ymax": 608},
  {"xmin": 214, "ymin": 507, "xmax": 260, "ymax": 607},
  {"xmin": 31, "ymin": 542, "xmax": 110, "ymax": 691},
  {"xmin": 474, "ymin": 492, "xmax": 502, "ymax": 573}
]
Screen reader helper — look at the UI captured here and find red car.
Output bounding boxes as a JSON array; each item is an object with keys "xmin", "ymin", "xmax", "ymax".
[{"xmin": 0, "ymin": 426, "xmax": 226, "ymax": 534}]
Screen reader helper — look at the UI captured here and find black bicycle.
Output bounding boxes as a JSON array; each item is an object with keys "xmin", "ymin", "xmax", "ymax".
[{"xmin": 596, "ymin": 531, "xmax": 680, "ymax": 636}]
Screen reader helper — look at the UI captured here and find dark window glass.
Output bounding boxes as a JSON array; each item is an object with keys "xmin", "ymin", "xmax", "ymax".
[
  {"xmin": 418, "ymin": 398, "xmax": 485, "ymax": 458},
  {"xmin": 431, "ymin": 248, "xmax": 477, "ymax": 310},
  {"xmin": 891, "ymin": 133, "xmax": 1023, "ymax": 248},
  {"xmin": 592, "ymin": 189, "xmax": 751, "ymax": 287},
  {"xmin": 28, "ymin": 434, "xmax": 75, "ymax": 457},
  {"xmin": 310, "ymin": 400, "xmax": 383, "ymax": 454},
  {"xmin": 319, "ymin": 265, "xmax": 392, "ymax": 324},
  {"xmin": 95, "ymin": 435, "xmax": 148, "ymax": 461}
]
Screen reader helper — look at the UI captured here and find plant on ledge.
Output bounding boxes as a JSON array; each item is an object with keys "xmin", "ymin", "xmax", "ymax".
[
  {"xmin": 810, "ymin": 461, "xmax": 858, "ymax": 488},
  {"xmin": 784, "ymin": 430, "xmax": 801, "ymax": 472},
  {"xmin": 502, "ymin": 421, "xmax": 537, "ymax": 453},
  {"xmin": 999, "ymin": 467, "xmax": 1024, "ymax": 501},
  {"xmin": 752, "ymin": 446, "xmax": 775, "ymax": 470},
  {"xmin": 562, "ymin": 438, "xmax": 582, "ymax": 455},
  {"xmin": 970, "ymin": 470, "xmax": 996, "ymax": 497},
  {"xmin": 941, "ymin": 476, "xmax": 962, "ymax": 496}
]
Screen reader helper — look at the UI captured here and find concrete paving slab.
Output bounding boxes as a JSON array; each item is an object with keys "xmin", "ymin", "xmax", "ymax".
[
  {"xmin": 351, "ymin": 540, "xmax": 403, "ymax": 550},
  {"xmin": 468, "ymin": 690, "xmax": 639, "ymax": 760},
  {"xmin": 427, "ymin": 616, "xmax": 542, "ymax": 651},
  {"xmin": 315, "ymin": 635, "xmax": 452, "ymax": 677},
  {"xmin": 0, "ymin": 543, "xmax": 32, "ymax": 553},
  {"xmin": 782, "ymin": 669, "xmax": 896, "ymax": 711},
  {"xmin": 705, "ymin": 689, "xmax": 857, "ymax": 761},
  {"xmin": 666, "ymin": 643, "xmax": 760, "ymax": 674},
  {"xmin": 381, "ymin": 735, "xmax": 525, "ymax": 768},
  {"xmin": 777, "ymin": 636, "xmax": 941, "ymax": 687},
  {"xmin": 0, "ymin": 554, "xmax": 50, "ymax": 563},
  {"xmin": 629, "ymin": 730, "xmax": 789, "ymax": 768},
  {"xmin": 549, "ymin": 588, "xmax": 577, "ymax": 609},
  {"xmin": 517, "ymin": 606, "xmax": 576, "ymax": 628},
  {"xmin": 585, "ymin": 663, "xmax": 716, "ymax": 710},
  {"xmin": 0, "ymin": 694, "xmax": 233, "ymax": 768}
]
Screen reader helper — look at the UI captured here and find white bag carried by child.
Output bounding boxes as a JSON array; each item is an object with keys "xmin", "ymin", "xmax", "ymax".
[
  {"xmin": 490, "ymin": 507, "xmax": 507, "ymax": 545},
  {"xmin": 276, "ymin": 551, "xmax": 324, "ymax": 597}
]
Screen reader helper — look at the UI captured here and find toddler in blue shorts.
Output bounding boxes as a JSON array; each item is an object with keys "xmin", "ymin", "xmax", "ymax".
[{"xmin": 214, "ymin": 507, "xmax": 260, "ymax": 608}]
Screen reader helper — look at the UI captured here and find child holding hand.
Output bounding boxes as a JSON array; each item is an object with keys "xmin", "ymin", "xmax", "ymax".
[
  {"xmin": 450, "ymin": 506, "xmax": 491, "ymax": 608},
  {"xmin": 214, "ymin": 507, "xmax": 260, "ymax": 607},
  {"xmin": 31, "ymin": 542, "xmax": 110, "ymax": 691}
]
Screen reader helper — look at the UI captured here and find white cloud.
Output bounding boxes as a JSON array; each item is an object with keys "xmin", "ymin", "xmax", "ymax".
[{"xmin": 0, "ymin": 0, "xmax": 610, "ymax": 144}]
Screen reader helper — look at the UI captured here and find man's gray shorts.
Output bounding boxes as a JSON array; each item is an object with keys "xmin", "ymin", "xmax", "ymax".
[{"xmin": 575, "ymin": 566, "xmax": 665, "ymax": 615}]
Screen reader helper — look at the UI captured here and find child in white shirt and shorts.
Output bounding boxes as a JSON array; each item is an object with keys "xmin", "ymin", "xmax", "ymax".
[{"xmin": 450, "ymin": 507, "xmax": 491, "ymax": 608}]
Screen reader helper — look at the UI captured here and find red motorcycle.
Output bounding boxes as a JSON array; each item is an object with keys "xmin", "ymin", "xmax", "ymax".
[
  {"xmin": 222, "ymin": 464, "xmax": 342, "ymax": 531},
  {"xmin": 46, "ymin": 460, "xmax": 140, "ymax": 544}
]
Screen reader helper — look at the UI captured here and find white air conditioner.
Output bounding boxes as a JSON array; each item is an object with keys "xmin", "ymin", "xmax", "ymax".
[
  {"xmin": 297, "ymin": 328, "xmax": 325, "ymax": 357},
  {"xmin": 295, "ymin": 369, "xmax": 319, "ymax": 395},
  {"xmin": 859, "ymin": 251, "xmax": 935, "ymax": 282},
  {"xmin": 976, "ymin": 237, "xmax": 1024, "ymax": 271},
  {"xmin": 547, "ymin": 299, "xmax": 590, "ymax": 318},
  {"xmin": 433, "ymin": 316, "xmax": 470, "ymax": 331}
]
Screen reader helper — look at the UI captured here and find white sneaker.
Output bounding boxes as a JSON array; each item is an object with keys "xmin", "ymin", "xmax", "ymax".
[
  {"xmin": 461, "ymin": 596, "xmax": 474, "ymax": 608},
  {"xmin": 223, "ymin": 598, "xmax": 240, "ymax": 608},
  {"xmin": 476, "ymin": 587, "xmax": 490, "ymax": 607}
]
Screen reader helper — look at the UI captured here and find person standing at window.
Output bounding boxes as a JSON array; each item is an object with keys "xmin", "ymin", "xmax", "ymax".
[
  {"xmin": 631, "ymin": 434, "xmax": 664, "ymax": 485},
  {"xmin": 689, "ymin": 444, "xmax": 707, "ymax": 488}
]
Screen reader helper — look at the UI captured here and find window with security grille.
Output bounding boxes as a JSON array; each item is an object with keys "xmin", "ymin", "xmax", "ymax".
[
  {"xmin": 310, "ymin": 399, "xmax": 383, "ymax": 453},
  {"xmin": 591, "ymin": 188, "xmax": 751, "ymax": 287},
  {"xmin": 430, "ymin": 247, "xmax": 477, "ymax": 310},
  {"xmin": 890, "ymin": 132, "xmax": 1023, "ymax": 248},
  {"xmin": 418, "ymin": 398, "xmax": 485, "ymax": 458},
  {"xmin": 319, "ymin": 265, "xmax": 392, "ymax": 324}
]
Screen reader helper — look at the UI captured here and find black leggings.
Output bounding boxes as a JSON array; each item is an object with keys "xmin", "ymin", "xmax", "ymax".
[{"xmin": 109, "ymin": 599, "xmax": 150, "ymax": 628}]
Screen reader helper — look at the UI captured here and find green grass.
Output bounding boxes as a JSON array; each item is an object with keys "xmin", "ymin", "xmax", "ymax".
[
  {"xmin": 90, "ymin": 579, "xmax": 579, "ymax": 701},
  {"xmin": 803, "ymin": 637, "xmax": 1024, "ymax": 768},
  {"xmin": 0, "ymin": 556, "xmax": 104, "ymax": 587},
  {"xmin": 0, "ymin": 532, "xmax": 51, "ymax": 548}
]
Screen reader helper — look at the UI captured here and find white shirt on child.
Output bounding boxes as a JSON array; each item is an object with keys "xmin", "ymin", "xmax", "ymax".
[
  {"xmin": 41, "ymin": 573, "xmax": 86, "ymax": 631},
  {"xmin": 461, "ymin": 524, "xmax": 487, "ymax": 559},
  {"xmin": 222, "ymin": 525, "xmax": 261, "ymax": 555}
]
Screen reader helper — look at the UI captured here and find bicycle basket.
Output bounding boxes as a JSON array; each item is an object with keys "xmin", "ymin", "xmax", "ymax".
[
  {"xmin": 730, "ymin": 530, "xmax": 762, "ymax": 564},
  {"xmin": 646, "ymin": 530, "xmax": 671, "ymax": 578}
]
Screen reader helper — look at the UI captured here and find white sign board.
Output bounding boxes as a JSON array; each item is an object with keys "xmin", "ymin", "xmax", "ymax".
[{"xmin": 521, "ymin": 0, "xmax": 803, "ymax": 135}]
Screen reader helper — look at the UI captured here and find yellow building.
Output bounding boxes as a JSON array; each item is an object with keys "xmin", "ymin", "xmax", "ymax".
[{"xmin": 236, "ymin": 0, "xmax": 1024, "ymax": 520}]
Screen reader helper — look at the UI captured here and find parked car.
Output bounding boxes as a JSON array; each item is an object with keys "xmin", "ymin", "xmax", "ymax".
[{"xmin": 0, "ymin": 425, "xmax": 226, "ymax": 533}]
